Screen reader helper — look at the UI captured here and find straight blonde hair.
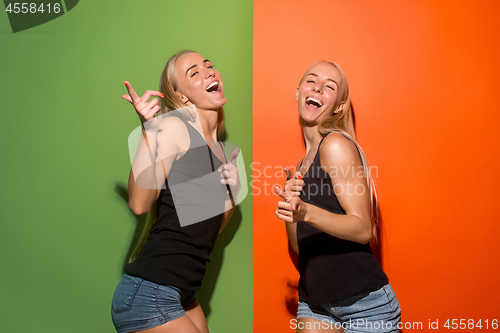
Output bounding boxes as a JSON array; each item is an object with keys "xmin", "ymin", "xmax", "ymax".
[{"xmin": 300, "ymin": 61, "xmax": 380, "ymax": 244}]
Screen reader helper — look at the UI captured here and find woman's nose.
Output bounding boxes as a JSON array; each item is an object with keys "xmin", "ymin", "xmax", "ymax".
[
  {"xmin": 205, "ymin": 67, "xmax": 215, "ymax": 78},
  {"xmin": 312, "ymin": 84, "xmax": 322, "ymax": 93}
]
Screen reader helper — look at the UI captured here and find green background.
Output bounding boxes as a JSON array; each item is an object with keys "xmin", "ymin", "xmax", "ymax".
[{"xmin": 0, "ymin": 1, "xmax": 253, "ymax": 332}]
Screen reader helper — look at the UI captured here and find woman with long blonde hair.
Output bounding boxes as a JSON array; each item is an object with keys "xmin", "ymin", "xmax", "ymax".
[
  {"xmin": 111, "ymin": 50, "xmax": 239, "ymax": 333},
  {"xmin": 275, "ymin": 61, "xmax": 401, "ymax": 332}
]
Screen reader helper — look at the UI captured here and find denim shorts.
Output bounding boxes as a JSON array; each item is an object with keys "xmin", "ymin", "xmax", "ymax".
[
  {"xmin": 111, "ymin": 274, "xmax": 196, "ymax": 333},
  {"xmin": 297, "ymin": 284, "xmax": 401, "ymax": 333}
]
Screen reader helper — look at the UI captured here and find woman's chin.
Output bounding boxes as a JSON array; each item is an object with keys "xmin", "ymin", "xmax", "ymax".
[
  {"xmin": 209, "ymin": 94, "xmax": 226, "ymax": 109},
  {"xmin": 300, "ymin": 113, "xmax": 321, "ymax": 125},
  {"xmin": 215, "ymin": 96, "xmax": 227, "ymax": 108}
]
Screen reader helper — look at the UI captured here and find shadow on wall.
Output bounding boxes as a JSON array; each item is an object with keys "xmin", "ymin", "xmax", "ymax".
[
  {"xmin": 284, "ymin": 103, "xmax": 385, "ymax": 317},
  {"xmin": 114, "ymin": 183, "xmax": 145, "ymax": 271},
  {"xmin": 198, "ymin": 205, "xmax": 242, "ymax": 319}
]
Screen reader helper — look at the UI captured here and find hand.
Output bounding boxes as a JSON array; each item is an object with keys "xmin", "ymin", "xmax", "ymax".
[
  {"xmin": 218, "ymin": 148, "xmax": 240, "ymax": 192},
  {"xmin": 274, "ymin": 185, "xmax": 308, "ymax": 223},
  {"xmin": 283, "ymin": 167, "xmax": 304, "ymax": 197},
  {"xmin": 122, "ymin": 81, "xmax": 164, "ymax": 123}
]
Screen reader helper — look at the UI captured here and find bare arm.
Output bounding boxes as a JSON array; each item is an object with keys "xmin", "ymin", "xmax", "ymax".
[
  {"xmin": 127, "ymin": 123, "xmax": 162, "ymax": 215},
  {"xmin": 304, "ymin": 133, "xmax": 372, "ymax": 244},
  {"xmin": 122, "ymin": 82, "xmax": 186, "ymax": 215},
  {"xmin": 128, "ymin": 117, "xmax": 187, "ymax": 215},
  {"xmin": 276, "ymin": 133, "xmax": 372, "ymax": 245}
]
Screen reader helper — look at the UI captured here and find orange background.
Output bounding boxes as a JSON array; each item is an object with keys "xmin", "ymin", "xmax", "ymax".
[{"xmin": 253, "ymin": 0, "xmax": 500, "ymax": 331}]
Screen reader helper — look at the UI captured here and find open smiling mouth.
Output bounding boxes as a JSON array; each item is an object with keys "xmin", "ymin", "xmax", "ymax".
[
  {"xmin": 206, "ymin": 81, "xmax": 221, "ymax": 94},
  {"xmin": 305, "ymin": 96, "xmax": 323, "ymax": 109}
]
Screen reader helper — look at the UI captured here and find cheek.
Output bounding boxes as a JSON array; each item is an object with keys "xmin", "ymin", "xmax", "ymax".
[
  {"xmin": 191, "ymin": 78, "xmax": 204, "ymax": 89},
  {"xmin": 325, "ymin": 91, "xmax": 338, "ymax": 106},
  {"xmin": 297, "ymin": 87, "xmax": 307, "ymax": 100},
  {"xmin": 184, "ymin": 79, "xmax": 204, "ymax": 97}
]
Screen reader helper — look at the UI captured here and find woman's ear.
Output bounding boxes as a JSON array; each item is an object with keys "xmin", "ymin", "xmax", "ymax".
[
  {"xmin": 334, "ymin": 101, "xmax": 345, "ymax": 114},
  {"xmin": 176, "ymin": 92, "xmax": 190, "ymax": 104},
  {"xmin": 295, "ymin": 88, "xmax": 299, "ymax": 101}
]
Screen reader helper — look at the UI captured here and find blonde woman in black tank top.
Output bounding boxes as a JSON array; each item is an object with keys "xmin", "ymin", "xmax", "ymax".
[
  {"xmin": 111, "ymin": 51, "xmax": 240, "ymax": 333},
  {"xmin": 275, "ymin": 61, "xmax": 401, "ymax": 332}
]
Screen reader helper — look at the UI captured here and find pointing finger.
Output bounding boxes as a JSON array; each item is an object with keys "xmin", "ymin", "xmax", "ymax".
[
  {"xmin": 124, "ymin": 81, "xmax": 140, "ymax": 103},
  {"xmin": 229, "ymin": 148, "xmax": 240, "ymax": 165},
  {"xmin": 275, "ymin": 185, "xmax": 291, "ymax": 201},
  {"xmin": 291, "ymin": 198, "xmax": 301, "ymax": 211}
]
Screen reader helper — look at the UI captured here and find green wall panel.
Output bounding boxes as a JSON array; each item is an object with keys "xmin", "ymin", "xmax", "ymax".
[{"xmin": 0, "ymin": 1, "xmax": 252, "ymax": 332}]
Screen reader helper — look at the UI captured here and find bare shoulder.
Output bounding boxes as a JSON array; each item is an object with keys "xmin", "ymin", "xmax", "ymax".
[
  {"xmin": 158, "ymin": 116, "xmax": 189, "ymax": 137},
  {"xmin": 158, "ymin": 115, "xmax": 187, "ymax": 132},
  {"xmin": 319, "ymin": 131, "xmax": 360, "ymax": 166},
  {"xmin": 156, "ymin": 115, "xmax": 190, "ymax": 153}
]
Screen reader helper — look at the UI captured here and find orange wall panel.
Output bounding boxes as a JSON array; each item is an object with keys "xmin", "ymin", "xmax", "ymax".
[{"xmin": 253, "ymin": 1, "xmax": 500, "ymax": 331}]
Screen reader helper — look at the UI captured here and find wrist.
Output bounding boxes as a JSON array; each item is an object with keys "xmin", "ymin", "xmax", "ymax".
[{"xmin": 302, "ymin": 202, "xmax": 313, "ymax": 223}]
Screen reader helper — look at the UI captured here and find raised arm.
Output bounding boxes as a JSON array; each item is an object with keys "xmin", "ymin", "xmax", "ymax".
[{"xmin": 123, "ymin": 81, "xmax": 187, "ymax": 215}]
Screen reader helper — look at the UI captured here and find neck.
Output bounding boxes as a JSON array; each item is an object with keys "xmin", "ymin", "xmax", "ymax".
[
  {"xmin": 302, "ymin": 123, "xmax": 323, "ymax": 152},
  {"xmin": 196, "ymin": 107, "xmax": 219, "ymax": 141}
]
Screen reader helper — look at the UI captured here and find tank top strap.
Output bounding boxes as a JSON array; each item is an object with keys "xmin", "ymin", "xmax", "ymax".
[
  {"xmin": 319, "ymin": 130, "xmax": 364, "ymax": 167},
  {"xmin": 299, "ymin": 132, "xmax": 340, "ymax": 170},
  {"xmin": 318, "ymin": 129, "xmax": 351, "ymax": 147}
]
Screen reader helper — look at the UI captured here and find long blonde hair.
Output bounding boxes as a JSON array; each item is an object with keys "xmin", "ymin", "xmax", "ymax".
[
  {"xmin": 129, "ymin": 50, "xmax": 226, "ymax": 263},
  {"xmin": 300, "ymin": 61, "xmax": 380, "ymax": 244}
]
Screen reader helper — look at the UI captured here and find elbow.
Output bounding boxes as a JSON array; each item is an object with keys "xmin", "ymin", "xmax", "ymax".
[
  {"xmin": 356, "ymin": 226, "xmax": 373, "ymax": 245},
  {"xmin": 128, "ymin": 201, "xmax": 151, "ymax": 216}
]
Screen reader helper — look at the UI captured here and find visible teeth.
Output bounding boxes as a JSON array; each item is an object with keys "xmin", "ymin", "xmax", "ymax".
[
  {"xmin": 306, "ymin": 97, "xmax": 323, "ymax": 107},
  {"xmin": 206, "ymin": 81, "xmax": 218, "ymax": 91}
]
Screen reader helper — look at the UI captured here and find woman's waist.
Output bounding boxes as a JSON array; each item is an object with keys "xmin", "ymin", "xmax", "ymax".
[{"xmin": 297, "ymin": 250, "xmax": 381, "ymax": 273}]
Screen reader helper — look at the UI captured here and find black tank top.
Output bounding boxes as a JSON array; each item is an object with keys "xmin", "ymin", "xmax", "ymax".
[
  {"xmin": 297, "ymin": 130, "xmax": 388, "ymax": 305},
  {"xmin": 125, "ymin": 114, "xmax": 226, "ymax": 293}
]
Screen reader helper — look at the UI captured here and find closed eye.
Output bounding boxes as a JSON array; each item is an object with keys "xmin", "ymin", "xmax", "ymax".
[
  {"xmin": 327, "ymin": 86, "xmax": 335, "ymax": 90},
  {"xmin": 191, "ymin": 71, "xmax": 199, "ymax": 77}
]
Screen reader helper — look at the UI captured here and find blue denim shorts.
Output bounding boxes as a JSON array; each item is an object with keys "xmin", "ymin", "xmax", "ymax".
[
  {"xmin": 297, "ymin": 284, "xmax": 401, "ymax": 333},
  {"xmin": 111, "ymin": 274, "xmax": 196, "ymax": 333}
]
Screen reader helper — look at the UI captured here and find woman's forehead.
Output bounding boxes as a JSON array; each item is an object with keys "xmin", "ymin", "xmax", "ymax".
[
  {"xmin": 305, "ymin": 62, "xmax": 341, "ymax": 79},
  {"xmin": 176, "ymin": 52, "xmax": 206, "ymax": 71}
]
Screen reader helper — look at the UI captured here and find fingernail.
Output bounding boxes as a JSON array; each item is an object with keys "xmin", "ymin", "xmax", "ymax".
[
  {"xmin": 124, "ymin": 82, "xmax": 128, "ymax": 86},
  {"xmin": 161, "ymin": 93, "xmax": 165, "ymax": 98},
  {"xmin": 293, "ymin": 206, "xmax": 296, "ymax": 211},
  {"xmin": 297, "ymin": 175, "xmax": 303, "ymax": 180}
]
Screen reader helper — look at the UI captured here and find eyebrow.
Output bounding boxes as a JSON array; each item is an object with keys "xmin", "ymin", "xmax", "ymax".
[
  {"xmin": 306, "ymin": 73, "xmax": 338, "ymax": 87},
  {"xmin": 186, "ymin": 59, "xmax": 211, "ymax": 76}
]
